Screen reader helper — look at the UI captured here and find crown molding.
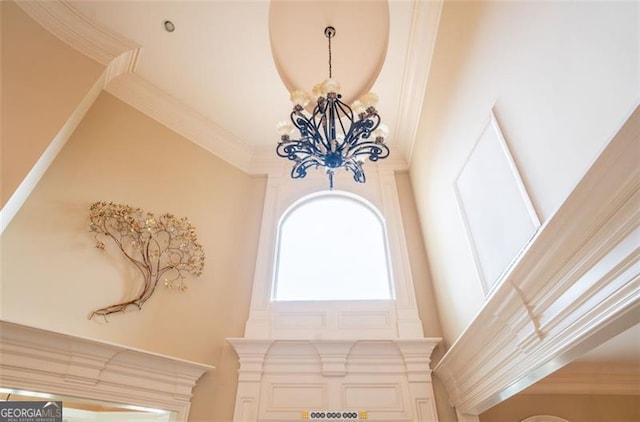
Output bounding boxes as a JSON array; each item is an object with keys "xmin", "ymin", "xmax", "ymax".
[
  {"xmin": 15, "ymin": 0, "xmax": 139, "ymax": 84},
  {"xmin": 15, "ymin": 0, "xmax": 256, "ymax": 173},
  {"xmin": 433, "ymin": 105, "xmax": 640, "ymax": 414},
  {"xmin": 0, "ymin": 321, "xmax": 213, "ymax": 421},
  {"xmin": 106, "ymin": 73, "xmax": 255, "ymax": 173},
  {"xmin": 392, "ymin": 0, "xmax": 443, "ymax": 164},
  {"xmin": 16, "ymin": 0, "xmax": 416, "ymax": 178},
  {"xmin": 249, "ymin": 145, "xmax": 288, "ymax": 176}
]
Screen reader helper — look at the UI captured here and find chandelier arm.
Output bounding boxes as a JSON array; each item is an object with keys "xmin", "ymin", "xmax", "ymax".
[
  {"xmin": 348, "ymin": 143, "xmax": 390, "ymax": 161},
  {"xmin": 309, "ymin": 123, "xmax": 329, "ymax": 155},
  {"xmin": 343, "ymin": 160, "xmax": 366, "ymax": 183},
  {"xmin": 291, "ymin": 155, "xmax": 322, "ymax": 179},
  {"xmin": 289, "ymin": 111, "xmax": 331, "ymax": 158},
  {"xmin": 330, "ymin": 99, "xmax": 354, "ymax": 153},
  {"xmin": 322, "ymin": 111, "xmax": 333, "ymax": 151},
  {"xmin": 335, "ymin": 98, "xmax": 356, "ymax": 125},
  {"xmin": 290, "ymin": 110, "xmax": 314, "ymax": 138},
  {"xmin": 346, "ymin": 116, "xmax": 380, "ymax": 145},
  {"xmin": 277, "ymin": 140, "xmax": 321, "ymax": 162},
  {"xmin": 309, "ymin": 104, "xmax": 332, "ymax": 151}
]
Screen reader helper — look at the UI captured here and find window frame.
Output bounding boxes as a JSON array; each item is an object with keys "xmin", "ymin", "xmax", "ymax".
[{"xmin": 271, "ymin": 190, "xmax": 395, "ymax": 302}]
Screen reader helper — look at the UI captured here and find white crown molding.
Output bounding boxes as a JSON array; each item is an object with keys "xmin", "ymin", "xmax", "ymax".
[
  {"xmin": 16, "ymin": 0, "xmax": 257, "ymax": 173},
  {"xmin": 392, "ymin": 0, "xmax": 443, "ymax": 164},
  {"xmin": 16, "ymin": 0, "xmax": 413, "ymax": 178},
  {"xmin": 0, "ymin": 321, "xmax": 213, "ymax": 421},
  {"xmin": 15, "ymin": 0, "xmax": 139, "ymax": 84},
  {"xmin": 434, "ymin": 105, "xmax": 640, "ymax": 414},
  {"xmin": 106, "ymin": 73, "xmax": 255, "ymax": 173}
]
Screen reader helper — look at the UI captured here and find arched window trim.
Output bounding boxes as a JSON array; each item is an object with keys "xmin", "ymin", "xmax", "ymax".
[
  {"xmin": 271, "ymin": 190, "xmax": 396, "ymax": 301},
  {"xmin": 242, "ymin": 168, "xmax": 424, "ymax": 340}
]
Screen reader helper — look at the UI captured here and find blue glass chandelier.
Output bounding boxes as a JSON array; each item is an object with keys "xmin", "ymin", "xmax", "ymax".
[{"xmin": 276, "ymin": 26, "xmax": 390, "ymax": 189}]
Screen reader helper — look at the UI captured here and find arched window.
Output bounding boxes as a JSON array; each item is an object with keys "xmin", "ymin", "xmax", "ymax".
[{"xmin": 272, "ymin": 191, "xmax": 393, "ymax": 301}]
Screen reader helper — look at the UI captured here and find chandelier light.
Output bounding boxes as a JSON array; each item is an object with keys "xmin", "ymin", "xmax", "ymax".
[{"xmin": 276, "ymin": 26, "xmax": 390, "ymax": 189}]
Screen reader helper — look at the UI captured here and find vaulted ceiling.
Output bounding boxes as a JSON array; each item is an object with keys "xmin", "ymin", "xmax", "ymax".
[{"xmin": 19, "ymin": 0, "xmax": 441, "ymax": 173}]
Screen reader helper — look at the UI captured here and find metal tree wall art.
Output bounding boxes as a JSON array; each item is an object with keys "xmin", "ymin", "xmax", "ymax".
[{"xmin": 88, "ymin": 201, "xmax": 205, "ymax": 320}]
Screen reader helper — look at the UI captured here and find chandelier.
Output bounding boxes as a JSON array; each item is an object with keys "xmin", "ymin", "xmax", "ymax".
[{"xmin": 276, "ymin": 26, "xmax": 390, "ymax": 189}]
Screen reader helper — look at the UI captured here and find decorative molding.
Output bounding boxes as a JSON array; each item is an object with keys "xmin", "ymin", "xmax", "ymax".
[
  {"xmin": 243, "ymin": 164, "xmax": 425, "ymax": 341},
  {"xmin": 263, "ymin": 301, "xmax": 399, "ymax": 340},
  {"xmin": 106, "ymin": 73, "xmax": 255, "ymax": 173},
  {"xmin": 0, "ymin": 321, "xmax": 213, "ymax": 422},
  {"xmin": 0, "ymin": 73, "xmax": 106, "ymax": 236},
  {"xmin": 228, "ymin": 338, "xmax": 441, "ymax": 422},
  {"xmin": 434, "ymin": 105, "xmax": 640, "ymax": 414},
  {"xmin": 16, "ymin": 0, "xmax": 257, "ymax": 173},
  {"xmin": 455, "ymin": 411, "xmax": 480, "ymax": 422},
  {"xmin": 2, "ymin": 1, "xmax": 137, "ymax": 234},
  {"xmin": 15, "ymin": 0, "xmax": 422, "ymax": 176},
  {"xmin": 454, "ymin": 109, "xmax": 540, "ymax": 295},
  {"xmin": 378, "ymin": 167, "xmax": 426, "ymax": 338},
  {"xmin": 392, "ymin": 0, "xmax": 443, "ymax": 164},
  {"xmin": 15, "ymin": 0, "xmax": 139, "ymax": 84}
]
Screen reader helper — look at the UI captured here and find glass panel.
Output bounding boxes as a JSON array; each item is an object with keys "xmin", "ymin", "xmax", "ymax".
[{"xmin": 274, "ymin": 192, "xmax": 392, "ymax": 301}]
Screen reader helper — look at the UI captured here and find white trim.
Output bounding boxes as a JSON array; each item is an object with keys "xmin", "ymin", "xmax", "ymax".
[
  {"xmin": 242, "ymin": 164, "xmax": 425, "ymax": 340},
  {"xmin": 13, "ymin": 0, "xmax": 424, "ymax": 175},
  {"xmin": 0, "ymin": 321, "xmax": 212, "ymax": 422},
  {"xmin": 393, "ymin": 0, "xmax": 443, "ymax": 163},
  {"xmin": 454, "ymin": 110, "xmax": 540, "ymax": 295},
  {"xmin": 434, "ymin": 105, "xmax": 640, "ymax": 414},
  {"xmin": 106, "ymin": 73, "xmax": 254, "ymax": 173},
  {"xmin": 15, "ymin": 0, "xmax": 139, "ymax": 83},
  {"xmin": 0, "ymin": 73, "xmax": 105, "ymax": 235},
  {"xmin": 455, "ymin": 410, "xmax": 480, "ymax": 422},
  {"xmin": 228, "ymin": 338, "xmax": 441, "ymax": 422}
]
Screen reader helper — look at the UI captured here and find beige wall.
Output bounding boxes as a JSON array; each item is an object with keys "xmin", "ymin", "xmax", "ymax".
[
  {"xmin": 411, "ymin": 1, "xmax": 639, "ymax": 345},
  {"xmin": 479, "ymin": 394, "xmax": 640, "ymax": 422},
  {"xmin": 0, "ymin": 1, "xmax": 104, "ymax": 207},
  {"xmin": 395, "ymin": 171, "xmax": 458, "ymax": 422},
  {"xmin": 0, "ymin": 92, "xmax": 266, "ymax": 422}
]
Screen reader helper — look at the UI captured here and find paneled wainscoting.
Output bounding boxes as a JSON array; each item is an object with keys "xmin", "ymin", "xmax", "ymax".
[{"xmin": 229, "ymin": 339, "xmax": 441, "ymax": 422}]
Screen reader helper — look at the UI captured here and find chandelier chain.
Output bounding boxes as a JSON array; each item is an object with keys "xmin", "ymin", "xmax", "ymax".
[{"xmin": 328, "ymin": 30, "xmax": 332, "ymax": 78}]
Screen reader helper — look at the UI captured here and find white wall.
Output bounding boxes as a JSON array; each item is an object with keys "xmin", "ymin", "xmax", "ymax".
[{"xmin": 411, "ymin": 1, "xmax": 639, "ymax": 345}]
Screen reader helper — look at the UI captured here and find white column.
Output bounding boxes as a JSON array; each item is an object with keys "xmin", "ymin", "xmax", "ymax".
[{"xmin": 229, "ymin": 339, "xmax": 273, "ymax": 422}]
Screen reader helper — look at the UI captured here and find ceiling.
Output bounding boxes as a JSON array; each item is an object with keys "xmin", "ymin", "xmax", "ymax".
[
  {"xmin": 15, "ymin": 0, "xmax": 638, "ymax": 396},
  {"xmin": 24, "ymin": 0, "xmax": 439, "ymax": 173}
]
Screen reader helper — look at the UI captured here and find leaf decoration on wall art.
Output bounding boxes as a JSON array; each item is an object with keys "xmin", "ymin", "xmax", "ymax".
[{"xmin": 87, "ymin": 201, "xmax": 205, "ymax": 320}]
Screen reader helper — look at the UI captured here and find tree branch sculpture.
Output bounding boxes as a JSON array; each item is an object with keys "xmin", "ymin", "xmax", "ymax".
[{"xmin": 88, "ymin": 201, "xmax": 205, "ymax": 320}]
